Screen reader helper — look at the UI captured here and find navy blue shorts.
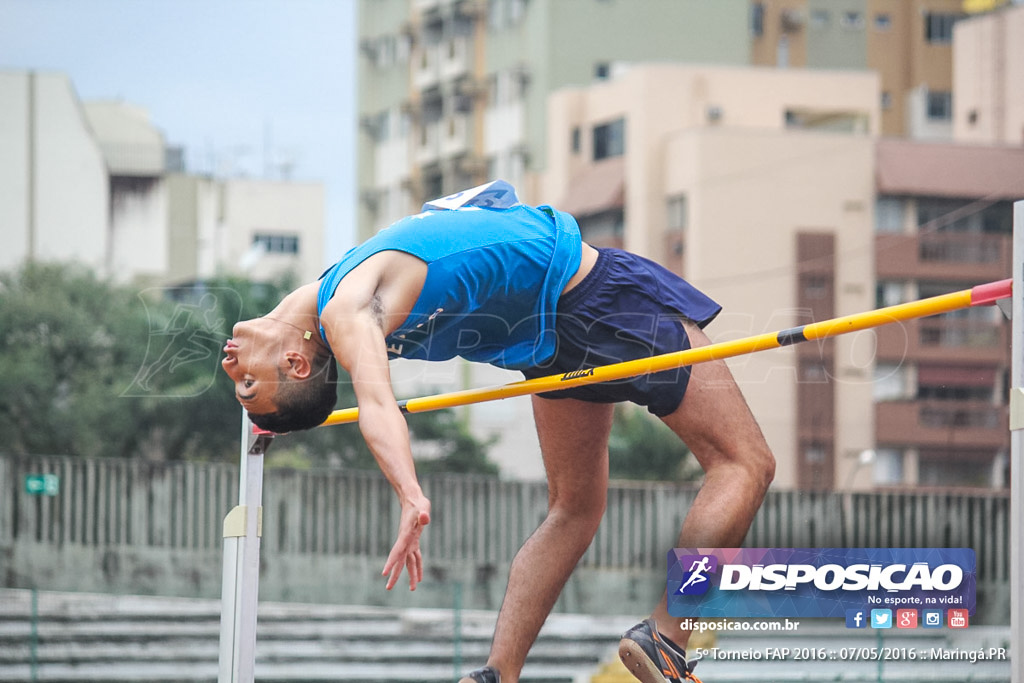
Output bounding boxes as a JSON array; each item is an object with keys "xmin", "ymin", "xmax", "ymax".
[{"xmin": 522, "ymin": 248, "xmax": 721, "ymax": 416}]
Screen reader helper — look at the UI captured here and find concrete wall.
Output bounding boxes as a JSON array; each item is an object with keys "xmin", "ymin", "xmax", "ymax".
[
  {"xmin": 0, "ymin": 71, "xmax": 108, "ymax": 273},
  {"xmin": 541, "ymin": 65, "xmax": 878, "ymax": 489},
  {"xmin": 665, "ymin": 128, "xmax": 876, "ymax": 490},
  {"xmin": 543, "ymin": 64, "xmax": 879, "ymax": 258},
  {"xmin": 953, "ymin": 4, "xmax": 1024, "ymax": 145},
  {"xmin": 221, "ymin": 179, "xmax": 325, "ymax": 283},
  {"xmin": 0, "ymin": 541, "xmax": 662, "ymax": 617}
]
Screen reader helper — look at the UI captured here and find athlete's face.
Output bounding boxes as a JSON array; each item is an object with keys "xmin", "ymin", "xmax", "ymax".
[{"xmin": 221, "ymin": 318, "xmax": 286, "ymax": 414}]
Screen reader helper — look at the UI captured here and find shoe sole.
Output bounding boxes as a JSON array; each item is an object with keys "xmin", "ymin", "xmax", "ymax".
[{"xmin": 618, "ymin": 637, "xmax": 668, "ymax": 683}]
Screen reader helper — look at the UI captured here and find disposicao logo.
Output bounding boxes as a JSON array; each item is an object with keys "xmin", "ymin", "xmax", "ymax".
[
  {"xmin": 667, "ymin": 548, "xmax": 975, "ymax": 619},
  {"xmin": 675, "ymin": 555, "xmax": 718, "ymax": 595}
]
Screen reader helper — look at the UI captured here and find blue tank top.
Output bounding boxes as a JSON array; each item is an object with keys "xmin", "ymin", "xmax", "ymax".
[{"xmin": 317, "ymin": 204, "xmax": 582, "ymax": 370}]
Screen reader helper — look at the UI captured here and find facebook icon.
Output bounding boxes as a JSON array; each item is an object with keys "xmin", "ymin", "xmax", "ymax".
[{"xmin": 846, "ymin": 609, "xmax": 867, "ymax": 629}]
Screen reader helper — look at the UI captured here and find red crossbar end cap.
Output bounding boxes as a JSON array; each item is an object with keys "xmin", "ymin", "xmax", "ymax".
[{"xmin": 971, "ymin": 279, "xmax": 1012, "ymax": 306}]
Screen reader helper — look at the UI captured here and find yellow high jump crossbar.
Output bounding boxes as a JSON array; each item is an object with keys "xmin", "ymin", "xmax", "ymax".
[
  {"xmin": 226, "ymin": 274, "xmax": 1019, "ymax": 683},
  {"xmin": 317, "ymin": 278, "xmax": 1013, "ymax": 428}
]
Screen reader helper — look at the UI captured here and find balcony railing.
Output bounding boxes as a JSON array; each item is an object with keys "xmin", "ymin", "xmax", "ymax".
[
  {"xmin": 876, "ymin": 233, "xmax": 1011, "ymax": 281},
  {"xmin": 875, "ymin": 318, "xmax": 1008, "ymax": 364},
  {"xmin": 919, "ymin": 402, "xmax": 1002, "ymax": 429},
  {"xmin": 919, "ymin": 317, "xmax": 1004, "ymax": 348},
  {"xmin": 875, "ymin": 400, "xmax": 1008, "ymax": 450},
  {"xmin": 919, "ymin": 235, "xmax": 1003, "ymax": 264}
]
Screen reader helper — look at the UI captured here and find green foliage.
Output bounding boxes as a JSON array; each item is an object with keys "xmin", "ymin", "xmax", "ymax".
[
  {"xmin": 0, "ymin": 262, "xmax": 497, "ymax": 474},
  {"xmin": 607, "ymin": 404, "xmax": 702, "ymax": 483}
]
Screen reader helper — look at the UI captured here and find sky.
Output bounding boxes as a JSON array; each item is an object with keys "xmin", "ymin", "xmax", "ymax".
[{"xmin": 0, "ymin": 0, "xmax": 358, "ymax": 262}]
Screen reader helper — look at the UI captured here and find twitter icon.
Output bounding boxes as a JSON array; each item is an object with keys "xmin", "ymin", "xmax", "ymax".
[{"xmin": 871, "ymin": 609, "xmax": 892, "ymax": 629}]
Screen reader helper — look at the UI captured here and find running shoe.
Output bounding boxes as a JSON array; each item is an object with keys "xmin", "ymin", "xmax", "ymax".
[
  {"xmin": 459, "ymin": 665, "xmax": 500, "ymax": 683},
  {"xmin": 618, "ymin": 618, "xmax": 702, "ymax": 683}
]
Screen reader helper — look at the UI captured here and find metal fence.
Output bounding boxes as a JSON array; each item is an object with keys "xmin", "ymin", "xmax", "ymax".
[{"xmin": 0, "ymin": 454, "xmax": 1010, "ymax": 584}]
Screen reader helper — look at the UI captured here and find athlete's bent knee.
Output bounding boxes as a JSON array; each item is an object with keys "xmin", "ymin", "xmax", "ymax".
[{"xmin": 742, "ymin": 443, "xmax": 775, "ymax": 494}]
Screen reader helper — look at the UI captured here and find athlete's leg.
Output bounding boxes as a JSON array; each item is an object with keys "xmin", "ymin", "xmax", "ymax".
[
  {"xmin": 650, "ymin": 321, "xmax": 775, "ymax": 650},
  {"xmin": 479, "ymin": 397, "xmax": 614, "ymax": 683}
]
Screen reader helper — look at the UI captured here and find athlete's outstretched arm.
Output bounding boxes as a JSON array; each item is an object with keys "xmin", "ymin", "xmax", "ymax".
[{"xmin": 322, "ymin": 283, "xmax": 431, "ymax": 592}]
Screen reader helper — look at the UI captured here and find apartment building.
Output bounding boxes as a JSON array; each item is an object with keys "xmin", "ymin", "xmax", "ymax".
[
  {"xmin": 355, "ymin": 2, "xmax": 1020, "ymax": 487},
  {"xmin": 544, "ymin": 62, "xmax": 1022, "ymax": 490},
  {"xmin": 0, "ymin": 70, "xmax": 324, "ymax": 286},
  {"xmin": 872, "ymin": 139, "xmax": 1019, "ymax": 488},
  {"xmin": 750, "ymin": 0, "xmax": 969, "ymax": 138},
  {"xmin": 356, "ymin": 0, "xmax": 751, "ymax": 238}
]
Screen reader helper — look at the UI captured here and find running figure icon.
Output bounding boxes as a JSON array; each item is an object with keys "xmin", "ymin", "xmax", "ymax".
[{"xmin": 678, "ymin": 556, "xmax": 712, "ymax": 594}]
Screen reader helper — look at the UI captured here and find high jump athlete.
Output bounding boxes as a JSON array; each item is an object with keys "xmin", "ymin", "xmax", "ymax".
[{"xmin": 221, "ymin": 182, "xmax": 774, "ymax": 683}]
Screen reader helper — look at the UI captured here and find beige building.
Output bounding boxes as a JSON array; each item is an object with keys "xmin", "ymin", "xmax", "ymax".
[
  {"xmin": 750, "ymin": 0, "xmax": 966, "ymax": 139},
  {"xmin": 0, "ymin": 71, "xmax": 108, "ymax": 274},
  {"xmin": 953, "ymin": 2, "xmax": 1024, "ymax": 145},
  {"xmin": 542, "ymin": 64, "xmax": 880, "ymax": 490},
  {"xmin": 0, "ymin": 69, "xmax": 324, "ymax": 286}
]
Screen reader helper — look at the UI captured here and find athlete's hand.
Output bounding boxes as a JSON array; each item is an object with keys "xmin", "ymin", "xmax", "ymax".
[{"xmin": 382, "ymin": 494, "xmax": 431, "ymax": 591}]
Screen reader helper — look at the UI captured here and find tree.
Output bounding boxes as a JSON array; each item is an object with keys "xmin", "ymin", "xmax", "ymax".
[
  {"xmin": 607, "ymin": 404, "xmax": 702, "ymax": 482},
  {"xmin": 0, "ymin": 263, "xmax": 497, "ymax": 474}
]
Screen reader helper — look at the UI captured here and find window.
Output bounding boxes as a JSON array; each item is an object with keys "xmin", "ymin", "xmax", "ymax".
[
  {"xmin": 577, "ymin": 209, "xmax": 624, "ymax": 245},
  {"xmin": 918, "ymin": 452, "xmax": 993, "ymax": 488},
  {"xmin": 488, "ymin": 0, "xmax": 525, "ymax": 31},
  {"xmin": 925, "ymin": 13, "xmax": 959, "ymax": 43},
  {"xmin": 873, "ymin": 364, "xmax": 908, "ymax": 401},
  {"xmin": 666, "ymin": 194, "xmax": 687, "ymax": 231},
  {"xmin": 777, "ymin": 35, "xmax": 790, "ymax": 67},
  {"xmin": 801, "ymin": 362, "xmax": 827, "ymax": 382},
  {"xmin": 593, "ymin": 118, "xmax": 625, "ymax": 161},
  {"xmin": 875, "ymin": 196, "xmax": 904, "ymax": 233},
  {"xmin": 876, "ymin": 281, "xmax": 905, "ymax": 308},
  {"xmin": 880, "ymin": 91, "xmax": 892, "ymax": 110},
  {"xmin": 926, "ymin": 91, "xmax": 953, "ymax": 121},
  {"xmin": 751, "ymin": 3, "xmax": 765, "ymax": 37},
  {"xmin": 841, "ymin": 11, "xmax": 865, "ymax": 29},
  {"xmin": 810, "ymin": 9, "xmax": 829, "ymax": 28},
  {"xmin": 252, "ymin": 234, "xmax": 299, "ymax": 254},
  {"xmin": 804, "ymin": 445, "xmax": 826, "ymax": 463},
  {"xmin": 571, "ymin": 126, "xmax": 581, "ymax": 154},
  {"xmin": 594, "ymin": 62, "xmax": 610, "ymax": 81},
  {"xmin": 873, "ymin": 448, "xmax": 904, "ymax": 485},
  {"xmin": 874, "ymin": 13, "xmax": 891, "ymax": 30}
]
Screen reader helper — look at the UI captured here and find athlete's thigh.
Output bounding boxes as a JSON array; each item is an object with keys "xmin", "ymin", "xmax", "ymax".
[
  {"xmin": 531, "ymin": 395, "xmax": 614, "ymax": 510},
  {"xmin": 660, "ymin": 322, "xmax": 770, "ymax": 469}
]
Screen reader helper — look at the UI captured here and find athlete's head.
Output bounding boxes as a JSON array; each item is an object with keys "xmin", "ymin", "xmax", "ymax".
[{"xmin": 222, "ymin": 317, "xmax": 338, "ymax": 433}]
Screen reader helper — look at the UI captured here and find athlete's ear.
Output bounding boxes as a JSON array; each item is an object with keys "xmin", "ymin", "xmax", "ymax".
[{"xmin": 283, "ymin": 351, "xmax": 313, "ymax": 379}]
